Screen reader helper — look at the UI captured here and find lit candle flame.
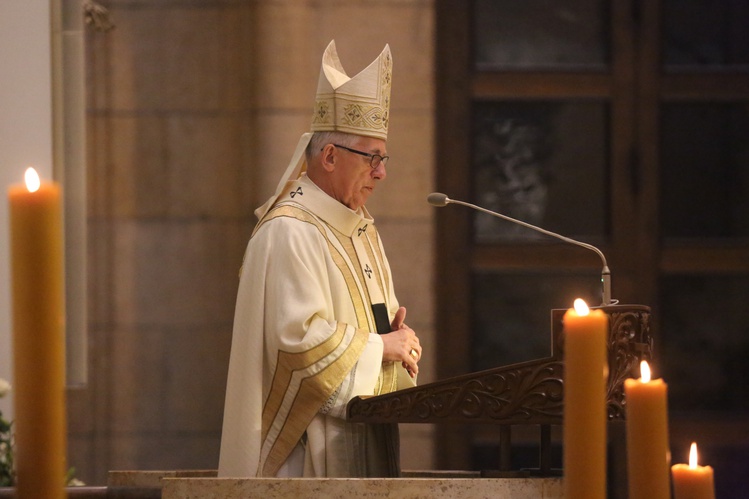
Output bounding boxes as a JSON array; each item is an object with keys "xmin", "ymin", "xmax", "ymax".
[
  {"xmin": 640, "ymin": 360, "xmax": 651, "ymax": 383},
  {"xmin": 689, "ymin": 442, "xmax": 699, "ymax": 469},
  {"xmin": 24, "ymin": 167, "xmax": 41, "ymax": 193},
  {"xmin": 573, "ymin": 298, "xmax": 590, "ymax": 316}
]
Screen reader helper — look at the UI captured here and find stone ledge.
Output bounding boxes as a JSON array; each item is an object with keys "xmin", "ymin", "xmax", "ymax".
[
  {"xmin": 162, "ymin": 477, "xmax": 564, "ymax": 499},
  {"xmin": 108, "ymin": 470, "xmax": 217, "ymax": 489}
]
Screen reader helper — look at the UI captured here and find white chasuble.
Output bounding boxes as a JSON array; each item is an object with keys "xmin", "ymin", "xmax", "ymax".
[{"xmin": 218, "ymin": 175, "xmax": 415, "ymax": 478}]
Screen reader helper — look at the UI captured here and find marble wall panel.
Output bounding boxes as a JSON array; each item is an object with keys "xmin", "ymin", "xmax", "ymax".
[
  {"xmin": 111, "ymin": 220, "xmax": 242, "ymax": 328},
  {"xmin": 106, "ymin": 434, "xmax": 162, "ymax": 472},
  {"xmin": 108, "ymin": 434, "xmax": 221, "ymax": 472},
  {"xmin": 86, "ymin": 115, "xmax": 113, "ymax": 218},
  {"xmin": 253, "ymin": 2, "xmax": 318, "ymax": 110},
  {"xmin": 102, "ymin": 4, "xmax": 248, "ymax": 112},
  {"xmin": 251, "ymin": 1, "xmax": 434, "ymax": 110},
  {"xmin": 162, "ymin": 327, "xmax": 232, "ymax": 433},
  {"xmin": 238, "ymin": 113, "xmax": 260, "ymax": 214},
  {"xmin": 87, "ymin": 220, "xmax": 115, "ymax": 327},
  {"xmin": 253, "ymin": 111, "xmax": 313, "ymax": 204},
  {"xmin": 165, "ymin": 114, "xmax": 243, "ymax": 218},
  {"xmin": 66, "ymin": 434, "xmax": 95, "ymax": 482},
  {"xmin": 108, "ymin": 115, "xmax": 169, "ymax": 218},
  {"xmin": 313, "ymin": 0, "xmax": 435, "ymax": 113},
  {"xmin": 108, "ymin": 327, "xmax": 167, "ymax": 433},
  {"xmin": 367, "ymin": 111, "xmax": 434, "ymax": 219},
  {"xmin": 100, "ymin": 8, "xmax": 170, "ymax": 111}
]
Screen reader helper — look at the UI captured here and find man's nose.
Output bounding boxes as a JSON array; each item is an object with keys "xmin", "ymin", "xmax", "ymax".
[{"xmin": 372, "ymin": 161, "xmax": 387, "ymax": 180}]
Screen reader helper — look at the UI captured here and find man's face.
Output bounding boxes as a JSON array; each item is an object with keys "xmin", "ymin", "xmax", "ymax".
[{"xmin": 329, "ymin": 136, "xmax": 388, "ymax": 211}]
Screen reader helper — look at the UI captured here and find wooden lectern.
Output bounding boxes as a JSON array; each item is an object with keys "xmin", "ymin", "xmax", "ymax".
[{"xmin": 347, "ymin": 304, "xmax": 652, "ymax": 476}]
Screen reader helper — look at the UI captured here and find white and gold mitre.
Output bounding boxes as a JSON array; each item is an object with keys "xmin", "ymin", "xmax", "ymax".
[{"xmin": 311, "ymin": 40, "xmax": 392, "ymax": 140}]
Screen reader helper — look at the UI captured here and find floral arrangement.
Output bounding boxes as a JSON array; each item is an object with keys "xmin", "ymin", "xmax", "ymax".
[{"xmin": 0, "ymin": 378, "xmax": 14, "ymax": 486}]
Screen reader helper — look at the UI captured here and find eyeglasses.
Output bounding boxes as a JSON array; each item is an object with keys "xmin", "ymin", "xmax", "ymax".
[{"xmin": 329, "ymin": 144, "xmax": 389, "ymax": 169}]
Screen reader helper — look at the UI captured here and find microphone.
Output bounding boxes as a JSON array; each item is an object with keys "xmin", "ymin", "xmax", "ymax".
[{"xmin": 427, "ymin": 192, "xmax": 613, "ymax": 306}]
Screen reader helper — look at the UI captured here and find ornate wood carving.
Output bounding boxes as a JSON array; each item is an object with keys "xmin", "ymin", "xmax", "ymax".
[{"xmin": 348, "ymin": 304, "xmax": 652, "ymax": 426}]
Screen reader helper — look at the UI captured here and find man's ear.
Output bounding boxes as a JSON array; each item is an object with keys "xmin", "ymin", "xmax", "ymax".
[{"xmin": 320, "ymin": 143, "xmax": 337, "ymax": 172}]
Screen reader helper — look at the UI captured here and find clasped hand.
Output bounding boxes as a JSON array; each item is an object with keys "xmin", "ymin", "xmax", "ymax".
[{"xmin": 380, "ymin": 307, "xmax": 421, "ymax": 378}]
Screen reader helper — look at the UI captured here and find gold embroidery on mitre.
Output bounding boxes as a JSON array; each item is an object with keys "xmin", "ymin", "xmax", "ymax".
[
  {"xmin": 313, "ymin": 100, "xmax": 332, "ymax": 125},
  {"xmin": 342, "ymin": 103, "xmax": 388, "ymax": 132},
  {"xmin": 380, "ymin": 50, "xmax": 392, "ymax": 131},
  {"xmin": 310, "ymin": 40, "xmax": 392, "ymax": 140}
]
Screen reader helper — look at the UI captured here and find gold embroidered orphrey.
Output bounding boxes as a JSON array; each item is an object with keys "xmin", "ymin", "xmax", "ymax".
[{"xmin": 311, "ymin": 41, "xmax": 392, "ymax": 140}]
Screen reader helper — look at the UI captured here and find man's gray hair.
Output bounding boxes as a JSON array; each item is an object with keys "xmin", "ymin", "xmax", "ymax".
[{"xmin": 306, "ymin": 131, "xmax": 360, "ymax": 162}]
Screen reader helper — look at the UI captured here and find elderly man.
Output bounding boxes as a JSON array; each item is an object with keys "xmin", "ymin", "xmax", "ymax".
[{"xmin": 218, "ymin": 41, "xmax": 422, "ymax": 478}]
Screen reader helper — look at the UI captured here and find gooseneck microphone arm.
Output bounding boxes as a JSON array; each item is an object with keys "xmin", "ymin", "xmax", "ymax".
[{"xmin": 427, "ymin": 192, "xmax": 613, "ymax": 306}]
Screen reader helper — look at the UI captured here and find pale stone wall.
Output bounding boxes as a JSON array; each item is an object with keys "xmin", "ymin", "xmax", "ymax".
[{"xmin": 71, "ymin": 0, "xmax": 435, "ymax": 484}]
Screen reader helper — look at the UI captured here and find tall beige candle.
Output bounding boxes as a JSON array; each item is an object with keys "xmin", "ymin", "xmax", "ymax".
[
  {"xmin": 563, "ymin": 298, "xmax": 608, "ymax": 499},
  {"xmin": 625, "ymin": 360, "xmax": 670, "ymax": 499},
  {"xmin": 8, "ymin": 167, "xmax": 67, "ymax": 499}
]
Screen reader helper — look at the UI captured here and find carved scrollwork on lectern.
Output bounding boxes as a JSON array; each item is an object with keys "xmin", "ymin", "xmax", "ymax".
[
  {"xmin": 349, "ymin": 361, "xmax": 565, "ymax": 424},
  {"xmin": 605, "ymin": 308, "xmax": 653, "ymax": 419}
]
